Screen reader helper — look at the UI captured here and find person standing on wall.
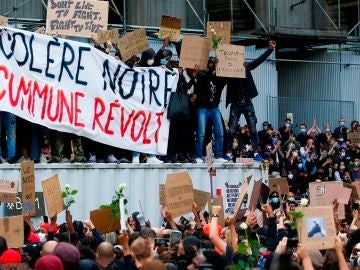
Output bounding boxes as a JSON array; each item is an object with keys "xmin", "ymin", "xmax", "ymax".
[{"xmin": 225, "ymin": 40, "xmax": 276, "ymax": 160}]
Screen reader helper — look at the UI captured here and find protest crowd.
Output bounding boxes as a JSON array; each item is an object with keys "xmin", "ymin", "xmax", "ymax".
[{"xmin": 2, "ymin": 4, "xmax": 360, "ymax": 270}]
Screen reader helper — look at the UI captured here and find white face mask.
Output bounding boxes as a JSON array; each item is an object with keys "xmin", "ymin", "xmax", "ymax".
[
  {"xmin": 285, "ymin": 123, "xmax": 291, "ymax": 128},
  {"xmin": 325, "ymin": 128, "xmax": 331, "ymax": 132},
  {"xmin": 147, "ymin": 59, "xmax": 154, "ymax": 66},
  {"xmin": 37, "ymin": 232, "xmax": 47, "ymax": 243},
  {"xmin": 288, "ymin": 173, "xmax": 294, "ymax": 180}
]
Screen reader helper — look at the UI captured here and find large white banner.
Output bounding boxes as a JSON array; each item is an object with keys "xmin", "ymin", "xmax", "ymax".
[{"xmin": 0, "ymin": 27, "xmax": 179, "ymax": 155}]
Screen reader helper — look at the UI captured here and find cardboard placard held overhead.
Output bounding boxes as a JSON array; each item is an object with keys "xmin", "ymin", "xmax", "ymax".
[
  {"xmin": 46, "ymin": 0, "xmax": 109, "ymax": 38},
  {"xmin": 0, "ymin": 16, "xmax": 8, "ymax": 26},
  {"xmin": 193, "ymin": 189, "xmax": 211, "ymax": 210},
  {"xmin": 117, "ymin": 28, "xmax": 149, "ymax": 61},
  {"xmin": 159, "ymin": 184, "xmax": 166, "ymax": 206},
  {"xmin": 216, "ymin": 44, "xmax": 245, "ymax": 78},
  {"xmin": 41, "ymin": 175, "xmax": 64, "ymax": 217},
  {"xmin": 268, "ymin": 178, "xmax": 289, "ymax": 197},
  {"xmin": 249, "ymin": 178, "xmax": 263, "ymax": 210},
  {"xmin": 158, "ymin": 15, "xmax": 182, "ymax": 42},
  {"xmin": 297, "ymin": 206, "xmax": 336, "ymax": 250},
  {"xmin": 179, "ymin": 35, "xmax": 211, "ymax": 70},
  {"xmin": 21, "ymin": 161, "xmax": 36, "ymax": 215},
  {"xmin": 348, "ymin": 132, "xmax": 360, "ymax": 144},
  {"xmin": 0, "ymin": 179, "xmax": 19, "ymax": 203},
  {"xmin": 352, "ymin": 181, "xmax": 360, "ymax": 199},
  {"xmin": 90, "ymin": 208, "xmax": 120, "ymax": 234},
  {"xmin": 233, "ymin": 175, "xmax": 252, "ymax": 218},
  {"xmin": 323, "ymin": 185, "xmax": 352, "ymax": 205},
  {"xmin": 97, "ymin": 28, "xmax": 119, "ymax": 44},
  {"xmin": 0, "ymin": 216, "xmax": 24, "ymax": 248},
  {"xmin": 309, "ymin": 182, "xmax": 346, "ymax": 219},
  {"xmin": 207, "ymin": 21, "xmax": 231, "ymax": 45},
  {"xmin": 164, "ymin": 171, "xmax": 194, "ymax": 218}
]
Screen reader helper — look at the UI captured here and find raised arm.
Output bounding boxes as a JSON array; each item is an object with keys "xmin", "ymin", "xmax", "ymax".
[{"xmin": 246, "ymin": 40, "xmax": 276, "ymax": 71}]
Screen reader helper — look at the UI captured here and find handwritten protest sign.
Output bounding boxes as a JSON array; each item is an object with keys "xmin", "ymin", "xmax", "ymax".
[
  {"xmin": 0, "ymin": 27, "xmax": 178, "ymax": 155},
  {"xmin": 193, "ymin": 189, "xmax": 211, "ymax": 210},
  {"xmin": 179, "ymin": 35, "xmax": 211, "ymax": 70},
  {"xmin": 249, "ymin": 178, "xmax": 263, "ymax": 210},
  {"xmin": 158, "ymin": 15, "xmax": 181, "ymax": 42},
  {"xmin": 207, "ymin": 21, "xmax": 231, "ymax": 45},
  {"xmin": 348, "ymin": 132, "xmax": 360, "ymax": 144},
  {"xmin": 0, "ymin": 16, "xmax": 8, "ymax": 26},
  {"xmin": 0, "ymin": 180, "xmax": 19, "ymax": 203},
  {"xmin": 117, "ymin": 28, "xmax": 149, "ymax": 61},
  {"xmin": 46, "ymin": 0, "xmax": 109, "ymax": 38},
  {"xmin": 0, "ymin": 216, "xmax": 24, "ymax": 248},
  {"xmin": 323, "ymin": 185, "xmax": 352, "ymax": 205},
  {"xmin": 268, "ymin": 178, "xmax": 289, "ymax": 197},
  {"xmin": 309, "ymin": 182, "xmax": 346, "ymax": 219},
  {"xmin": 97, "ymin": 28, "xmax": 119, "ymax": 44},
  {"xmin": 42, "ymin": 175, "xmax": 64, "ymax": 217},
  {"xmin": 164, "ymin": 171, "xmax": 194, "ymax": 218},
  {"xmin": 216, "ymin": 44, "xmax": 245, "ymax": 78},
  {"xmin": 5, "ymin": 192, "xmax": 45, "ymax": 217},
  {"xmin": 90, "ymin": 208, "xmax": 120, "ymax": 234},
  {"xmin": 21, "ymin": 161, "xmax": 36, "ymax": 215},
  {"xmin": 233, "ymin": 175, "xmax": 252, "ymax": 218},
  {"xmin": 159, "ymin": 184, "xmax": 166, "ymax": 206},
  {"xmin": 298, "ymin": 206, "xmax": 336, "ymax": 250}
]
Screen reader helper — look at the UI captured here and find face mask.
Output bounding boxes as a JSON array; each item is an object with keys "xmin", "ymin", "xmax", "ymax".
[
  {"xmin": 340, "ymin": 121, "xmax": 345, "ymax": 126},
  {"xmin": 288, "ymin": 173, "xmax": 294, "ymax": 180},
  {"xmin": 263, "ymin": 125, "xmax": 269, "ymax": 130},
  {"xmin": 355, "ymin": 161, "xmax": 360, "ymax": 167},
  {"xmin": 233, "ymin": 143, "xmax": 238, "ymax": 149},
  {"xmin": 147, "ymin": 59, "xmax": 154, "ymax": 66},
  {"xmin": 292, "ymin": 152, "xmax": 298, "ymax": 158},
  {"xmin": 272, "ymin": 138, "xmax": 279, "ymax": 145},
  {"xmin": 160, "ymin": 58, "xmax": 168, "ymax": 65},
  {"xmin": 298, "ymin": 163, "xmax": 303, "ymax": 169},
  {"xmin": 37, "ymin": 232, "xmax": 47, "ymax": 243},
  {"xmin": 341, "ymin": 152, "xmax": 346, "ymax": 157},
  {"xmin": 300, "ymin": 148, "xmax": 305, "ymax": 155},
  {"xmin": 340, "ymin": 165, "xmax": 345, "ymax": 170},
  {"xmin": 271, "ymin": 197, "xmax": 279, "ymax": 204},
  {"xmin": 300, "ymin": 128, "xmax": 306, "ymax": 133},
  {"xmin": 285, "ymin": 123, "xmax": 291, "ymax": 128},
  {"xmin": 288, "ymin": 197, "xmax": 295, "ymax": 202}
]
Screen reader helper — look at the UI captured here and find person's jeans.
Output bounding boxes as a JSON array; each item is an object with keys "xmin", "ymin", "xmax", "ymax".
[
  {"xmin": 0, "ymin": 112, "xmax": 16, "ymax": 159},
  {"xmin": 227, "ymin": 101, "xmax": 258, "ymax": 150},
  {"xmin": 195, "ymin": 107, "xmax": 224, "ymax": 159}
]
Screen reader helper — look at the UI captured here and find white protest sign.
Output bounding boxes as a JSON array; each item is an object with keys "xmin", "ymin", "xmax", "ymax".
[{"xmin": 0, "ymin": 27, "xmax": 179, "ymax": 155}]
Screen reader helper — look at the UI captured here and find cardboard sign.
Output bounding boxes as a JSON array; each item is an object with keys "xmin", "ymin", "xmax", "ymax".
[
  {"xmin": 259, "ymin": 183, "xmax": 270, "ymax": 204},
  {"xmin": 216, "ymin": 44, "xmax": 245, "ymax": 78},
  {"xmin": 309, "ymin": 182, "xmax": 346, "ymax": 219},
  {"xmin": 97, "ymin": 28, "xmax": 119, "ymax": 44},
  {"xmin": 323, "ymin": 185, "xmax": 352, "ymax": 205},
  {"xmin": 164, "ymin": 171, "xmax": 194, "ymax": 218},
  {"xmin": 117, "ymin": 28, "xmax": 149, "ymax": 61},
  {"xmin": 353, "ymin": 181, "xmax": 360, "ymax": 199},
  {"xmin": 206, "ymin": 142, "xmax": 214, "ymax": 171},
  {"xmin": 0, "ymin": 216, "xmax": 24, "ymax": 248},
  {"xmin": 298, "ymin": 206, "xmax": 336, "ymax": 250},
  {"xmin": 268, "ymin": 178, "xmax": 289, "ymax": 197},
  {"xmin": 348, "ymin": 132, "xmax": 360, "ymax": 144},
  {"xmin": 90, "ymin": 208, "xmax": 120, "ymax": 234},
  {"xmin": 0, "ymin": 179, "xmax": 19, "ymax": 203},
  {"xmin": 158, "ymin": 15, "xmax": 181, "ymax": 42},
  {"xmin": 213, "ymin": 195, "xmax": 225, "ymax": 227},
  {"xmin": 5, "ymin": 192, "xmax": 45, "ymax": 217},
  {"xmin": 236, "ymin": 158, "xmax": 254, "ymax": 164},
  {"xmin": 179, "ymin": 35, "xmax": 211, "ymax": 70},
  {"xmin": 21, "ymin": 161, "xmax": 36, "ymax": 215},
  {"xmin": 233, "ymin": 175, "xmax": 252, "ymax": 218},
  {"xmin": 344, "ymin": 182, "xmax": 360, "ymax": 201},
  {"xmin": 207, "ymin": 21, "xmax": 231, "ymax": 45},
  {"xmin": 193, "ymin": 189, "xmax": 211, "ymax": 210},
  {"xmin": 41, "ymin": 175, "xmax": 64, "ymax": 217},
  {"xmin": 159, "ymin": 184, "xmax": 166, "ymax": 206},
  {"xmin": 249, "ymin": 178, "xmax": 263, "ymax": 210},
  {"xmin": 46, "ymin": 0, "xmax": 109, "ymax": 38},
  {"xmin": 0, "ymin": 16, "xmax": 8, "ymax": 26}
]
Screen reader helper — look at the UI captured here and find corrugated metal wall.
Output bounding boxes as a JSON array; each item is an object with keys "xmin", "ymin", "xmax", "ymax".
[
  {"xmin": 277, "ymin": 49, "xmax": 360, "ymax": 131},
  {"xmin": 218, "ymin": 46, "xmax": 278, "ymax": 130},
  {"xmin": 0, "ymin": 0, "xmax": 45, "ymax": 19},
  {"xmin": 0, "ymin": 164, "xmax": 265, "ymax": 226}
]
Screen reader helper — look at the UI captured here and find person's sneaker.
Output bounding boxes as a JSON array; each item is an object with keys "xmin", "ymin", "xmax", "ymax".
[
  {"xmin": 87, "ymin": 154, "xmax": 97, "ymax": 163},
  {"xmin": 214, "ymin": 158, "xmax": 229, "ymax": 164},
  {"xmin": 39, "ymin": 154, "xmax": 48, "ymax": 164},
  {"xmin": 224, "ymin": 153, "xmax": 232, "ymax": 162},
  {"xmin": 106, "ymin": 154, "xmax": 120, "ymax": 164},
  {"xmin": 195, "ymin": 158, "xmax": 204, "ymax": 164},
  {"xmin": 60, "ymin": 157, "xmax": 71, "ymax": 163},
  {"xmin": 146, "ymin": 156, "xmax": 164, "ymax": 164},
  {"xmin": 253, "ymin": 153, "xmax": 264, "ymax": 162},
  {"xmin": 132, "ymin": 156, "xmax": 140, "ymax": 164}
]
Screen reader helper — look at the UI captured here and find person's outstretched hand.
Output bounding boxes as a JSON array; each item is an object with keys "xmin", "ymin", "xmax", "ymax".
[{"xmin": 269, "ymin": 40, "xmax": 276, "ymax": 49}]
